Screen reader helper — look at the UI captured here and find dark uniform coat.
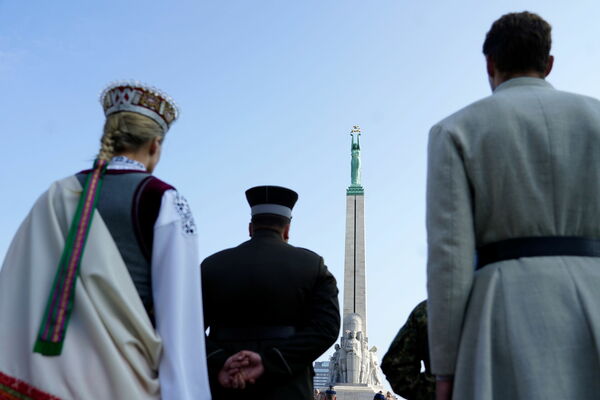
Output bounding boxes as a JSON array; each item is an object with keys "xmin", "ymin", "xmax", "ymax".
[
  {"xmin": 381, "ymin": 301, "xmax": 434, "ymax": 400},
  {"xmin": 202, "ymin": 229, "xmax": 340, "ymax": 399}
]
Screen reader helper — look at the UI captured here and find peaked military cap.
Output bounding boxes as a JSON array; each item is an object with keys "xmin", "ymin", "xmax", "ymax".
[{"xmin": 245, "ymin": 185, "xmax": 298, "ymax": 219}]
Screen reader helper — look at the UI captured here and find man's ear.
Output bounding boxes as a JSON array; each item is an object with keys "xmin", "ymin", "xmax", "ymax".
[
  {"xmin": 248, "ymin": 222, "xmax": 253, "ymax": 237},
  {"xmin": 283, "ymin": 224, "xmax": 290, "ymax": 241},
  {"xmin": 544, "ymin": 55, "xmax": 554, "ymax": 77},
  {"xmin": 486, "ymin": 55, "xmax": 495, "ymax": 79}
]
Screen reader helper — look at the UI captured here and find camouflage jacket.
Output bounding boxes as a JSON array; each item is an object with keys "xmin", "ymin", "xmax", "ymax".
[{"xmin": 381, "ymin": 301, "xmax": 435, "ymax": 400}]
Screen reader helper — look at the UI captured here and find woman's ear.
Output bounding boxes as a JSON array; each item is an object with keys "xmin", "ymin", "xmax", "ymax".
[{"xmin": 149, "ymin": 136, "xmax": 162, "ymax": 156}]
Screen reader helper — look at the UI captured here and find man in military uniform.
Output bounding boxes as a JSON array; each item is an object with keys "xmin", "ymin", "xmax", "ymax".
[
  {"xmin": 202, "ymin": 185, "xmax": 341, "ymax": 399},
  {"xmin": 381, "ymin": 301, "xmax": 435, "ymax": 400}
]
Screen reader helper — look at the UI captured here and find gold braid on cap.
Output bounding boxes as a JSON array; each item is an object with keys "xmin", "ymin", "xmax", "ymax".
[{"xmin": 100, "ymin": 81, "xmax": 179, "ymax": 133}]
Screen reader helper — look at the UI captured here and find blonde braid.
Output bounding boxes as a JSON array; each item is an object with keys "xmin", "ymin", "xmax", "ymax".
[
  {"xmin": 97, "ymin": 128, "xmax": 116, "ymax": 162},
  {"xmin": 97, "ymin": 111, "xmax": 164, "ymax": 163}
]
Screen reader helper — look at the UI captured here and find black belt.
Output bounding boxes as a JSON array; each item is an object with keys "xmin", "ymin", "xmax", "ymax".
[
  {"xmin": 210, "ymin": 325, "xmax": 296, "ymax": 341},
  {"xmin": 476, "ymin": 236, "xmax": 600, "ymax": 270}
]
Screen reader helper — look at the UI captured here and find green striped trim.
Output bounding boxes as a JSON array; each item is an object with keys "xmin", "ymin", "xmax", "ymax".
[
  {"xmin": 0, "ymin": 383, "xmax": 27, "ymax": 399},
  {"xmin": 33, "ymin": 159, "xmax": 108, "ymax": 356},
  {"xmin": 0, "ymin": 382, "xmax": 29, "ymax": 399}
]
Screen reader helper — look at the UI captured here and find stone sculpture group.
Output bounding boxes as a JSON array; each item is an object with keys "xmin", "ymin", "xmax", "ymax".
[{"xmin": 328, "ymin": 314, "xmax": 382, "ymax": 386}]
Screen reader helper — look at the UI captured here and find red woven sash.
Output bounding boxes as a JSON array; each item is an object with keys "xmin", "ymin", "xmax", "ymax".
[{"xmin": 0, "ymin": 371, "xmax": 60, "ymax": 400}]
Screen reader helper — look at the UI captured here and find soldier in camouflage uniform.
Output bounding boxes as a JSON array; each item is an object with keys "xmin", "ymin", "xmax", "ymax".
[{"xmin": 381, "ymin": 301, "xmax": 435, "ymax": 400}]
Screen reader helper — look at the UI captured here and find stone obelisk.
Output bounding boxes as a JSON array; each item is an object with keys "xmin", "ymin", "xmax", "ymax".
[
  {"xmin": 326, "ymin": 126, "xmax": 382, "ymax": 399},
  {"xmin": 344, "ymin": 126, "xmax": 367, "ymax": 335}
]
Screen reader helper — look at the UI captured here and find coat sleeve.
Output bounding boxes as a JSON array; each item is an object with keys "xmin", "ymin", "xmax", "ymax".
[
  {"xmin": 152, "ymin": 190, "xmax": 211, "ymax": 400},
  {"xmin": 426, "ymin": 124, "xmax": 476, "ymax": 375},
  {"xmin": 381, "ymin": 306, "xmax": 422, "ymax": 398},
  {"xmin": 260, "ymin": 257, "xmax": 341, "ymax": 381},
  {"xmin": 201, "ymin": 291, "xmax": 232, "ymax": 386}
]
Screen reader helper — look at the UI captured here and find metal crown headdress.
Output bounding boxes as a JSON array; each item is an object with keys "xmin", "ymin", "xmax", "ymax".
[{"xmin": 100, "ymin": 81, "xmax": 179, "ymax": 133}]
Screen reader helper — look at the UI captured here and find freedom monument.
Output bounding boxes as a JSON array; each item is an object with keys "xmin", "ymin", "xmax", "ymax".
[{"xmin": 327, "ymin": 126, "xmax": 383, "ymax": 399}]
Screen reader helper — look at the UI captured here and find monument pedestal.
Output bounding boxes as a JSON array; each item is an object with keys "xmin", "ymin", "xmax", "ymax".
[{"xmin": 328, "ymin": 383, "xmax": 383, "ymax": 400}]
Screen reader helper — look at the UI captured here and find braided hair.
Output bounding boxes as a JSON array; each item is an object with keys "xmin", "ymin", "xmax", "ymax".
[{"xmin": 97, "ymin": 111, "xmax": 165, "ymax": 162}]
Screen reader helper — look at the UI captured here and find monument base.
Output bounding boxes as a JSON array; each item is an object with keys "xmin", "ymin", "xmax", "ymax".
[{"xmin": 319, "ymin": 383, "xmax": 383, "ymax": 400}]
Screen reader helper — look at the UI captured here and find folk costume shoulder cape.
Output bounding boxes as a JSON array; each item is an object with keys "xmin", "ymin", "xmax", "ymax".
[{"xmin": 0, "ymin": 175, "xmax": 161, "ymax": 399}]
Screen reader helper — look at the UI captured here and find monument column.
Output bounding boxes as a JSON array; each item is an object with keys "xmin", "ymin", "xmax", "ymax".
[
  {"xmin": 344, "ymin": 126, "xmax": 367, "ymax": 335},
  {"xmin": 326, "ymin": 126, "xmax": 382, "ymax": 399}
]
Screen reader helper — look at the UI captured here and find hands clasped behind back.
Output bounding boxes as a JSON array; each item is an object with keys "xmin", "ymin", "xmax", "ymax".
[{"xmin": 218, "ymin": 350, "xmax": 265, "ymax": 390}]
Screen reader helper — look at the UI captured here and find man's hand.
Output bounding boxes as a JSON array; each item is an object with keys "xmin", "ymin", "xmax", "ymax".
[
  {"xmin": 435, "ymin": 378, "xmax": 453, "ymax": 400},
  {"xmin": 217, "ymin": 350, "xmax": 265, "ymax": 390},
  {"xmin": 217, "ymin": 362, "xmax": 244, "ymax": 389}
]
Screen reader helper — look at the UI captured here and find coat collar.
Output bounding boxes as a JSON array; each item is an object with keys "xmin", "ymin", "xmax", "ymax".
[
  {"xmin": 107, "ymin": 155, "xmax": 147, "ymax": 171},
  {"xmin": 494, "ymin": 77, "xmax": 554, "ymax": 94},
  {"xmin": 251, "ymin": 229, "xmax": 284, "ymax": 241}
]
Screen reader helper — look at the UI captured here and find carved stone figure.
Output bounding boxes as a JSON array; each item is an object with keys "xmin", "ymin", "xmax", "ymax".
[
  {"xmin": 350, "ymin": 132, "xmax": 361, "ymax": 186},
  {"xmin": 329, "ymin": 344, "xmax": 342, "ymax": 384},
  {"xmin": 345, "ymin": 330, "xmax": 362, "ymax": 382},
  {"xmin": 368, "ymin": 346, "xmax": 382, "ymax": 386},
  {"xmin": 360, "ymin": 341, "xmax": 370, "ymax": 382}
]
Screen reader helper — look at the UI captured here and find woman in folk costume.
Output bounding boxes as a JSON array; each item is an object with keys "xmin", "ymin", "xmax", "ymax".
[{"xmin": 0, "ymin": 82, "xmax": 211, "ymax": 399}]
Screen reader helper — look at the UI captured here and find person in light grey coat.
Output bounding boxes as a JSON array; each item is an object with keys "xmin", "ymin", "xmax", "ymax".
[{"xmin": 426, "ymin": 11, "xmax": 600, "ymax": 400}]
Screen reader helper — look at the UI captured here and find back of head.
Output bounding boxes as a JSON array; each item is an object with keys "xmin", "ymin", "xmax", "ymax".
[
  {"xmin": 483, "ymin": 11, "xmax": 552, "ymax": 75},
  {"xmin": 251, "ymin": 213, "xmax": 291, "ymax": 233},
  {"xmin": 246, "ymin": 185, "xmax": 298, "ymax": 234},
  {"xmin": 97, "ymin": 82, "xmax": 179, "ymax": 163},
  {"xmin": 98, "ymin": 111, "xmax": 164, "ymax": 162}
]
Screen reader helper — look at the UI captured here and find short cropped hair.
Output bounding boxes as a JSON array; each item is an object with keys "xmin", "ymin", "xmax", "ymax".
[
  {"xmin": 251, "ymin": 214, "xmax": 290, "ymax": 231},
  {"xmin": 483, "ymin": 11, "xmax": 552, "ymax": 75}
]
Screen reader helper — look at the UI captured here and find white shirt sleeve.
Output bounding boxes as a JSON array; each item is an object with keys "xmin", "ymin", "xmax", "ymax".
[{"xmin": 152, "ymin": 189, "xmax": 211, "ymax": 400}]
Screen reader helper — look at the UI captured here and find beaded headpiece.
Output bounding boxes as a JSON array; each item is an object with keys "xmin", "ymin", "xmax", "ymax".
[{"xmin": 100, "ymin": 81, "xmax": 179, "ymax": 133}]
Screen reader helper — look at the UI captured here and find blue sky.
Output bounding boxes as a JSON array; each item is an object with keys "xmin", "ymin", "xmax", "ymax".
[{"xmin": 2, "ymin": 0, "xmax": 600, "ymax": 391}]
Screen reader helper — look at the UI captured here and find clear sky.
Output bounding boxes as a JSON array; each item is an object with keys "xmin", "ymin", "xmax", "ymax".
[{"xmin": 2, "ymin": 0, "xmax": 600, "ymax": 392}]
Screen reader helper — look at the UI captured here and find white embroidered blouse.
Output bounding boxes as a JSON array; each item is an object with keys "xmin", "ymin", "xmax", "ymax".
[{"xmin": 108, "ymin": 156, "xmax": 210, "ymax": 400}]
